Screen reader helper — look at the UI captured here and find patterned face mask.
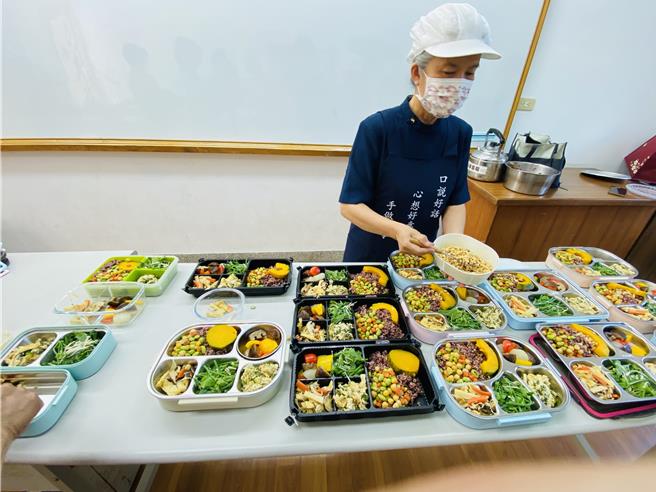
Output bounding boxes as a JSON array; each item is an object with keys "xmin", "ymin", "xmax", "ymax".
[{"xmin": 417, "ymin": 73, "xmax": 473, "ymax": 118}]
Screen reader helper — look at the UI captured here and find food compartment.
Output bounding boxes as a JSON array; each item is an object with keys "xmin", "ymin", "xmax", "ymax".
[
  {"xmin": 414, "ymin": 313, "xmax": 449, "ymax": 333},
  {"xmin": 404, "ymin": 284, "xmax": 458, "ymax": 313},
  {"xmin": 503, "ymin": 294, "xmax": 538, "ymax": 318},
  {"xmin": 468, "ymin": 305, "xmax": 506, "ymax": 330},
  {"xmin": 390, "ymin": 251, "xmax": 435, "ymax": 270},
  {"xmin": 423, "ymin": 265, "xmax": 448, "ymax": 281},
  {"xmin": 2, "ymin": 333, "xmax": 57, "ymax": 367},
  {"xmin": 492, "ymin": 373, "xmax": 540, "ymax": 414},
  {"xmin": 244, "ymin": 259, "xmax": 292, "ymax": 288},
  {"xmin": 539, "ymin": 324, "xmax": 614, "ymax": 359},
  {"xmin": 190, "ymin": 274, "xmax": 221, "ymax": 290},
  {"xmin": 592, "ymin": 281, "xmax": 646, "ymax": 306},
  {"xmin": 450, "ymin": 384, "xmax": 499, "ymax": 417},
  {"xmin": 124, "ymin": 268, "xmax": 166, "ymax": 285},
  {"xmin": 534, "ymin": 272, "xmax": 569, "ymax": 292},
  {"xmin": 333, "ymin": 376, "xmax": 371, "ymax": 412},
  {"xmin": 562, "ymin": 293, "xmax": 601, "ymax": 315},
  {"xmin": 298, "ymin": 264, "xmax": 392, "ymax": 298},
  {"xmin": 644, "ymin": 358, "xmax": 656, "ymax": 377},
  {"xmin": 152, "ymin": 359, "xmax": 197, "ymax": 396},
  {"xmin": 603, "ymin": 326, "xmax": 651, "ymax": 357},
  {"xmin": 602, "ymin": 359, "xmax": 656, "ymax": 399},
  {"xmin": 516, "ymin": 367, "xmax": 566, "ymax": 409},
  {"xmin": 435, "ymin": 339, "xmax": 500, "ymax": 384},
  {"xmin": 40, "ymin": 330, "xmax": 107, "ymax": 367},
  {"xmin": 238, "ymin": 361, "xmax": 281, "ymax": 393},
  {"xmin": 85, "ymin": 256, "xmax": 144, "ymax": 282},
  {"xmin": 237, "ymin": 324, "xmax": 283, "ymax": 360},
  {"xmin": 488, "ymin": 272, "xmax": 537, "ymax": 292},
  {"xmin": 167, "ymin": 325, "xmax": 241, "ymax": 357},
  {"xmin": 496, "ymin": 338, "xmax": 539, "ymax": 366},
  {"xmin": 54, "ymin": 282, "xmax": 145, "ymax": 326},
  {"xmin": 569, "ymin": 361, "xmax": 621, "ymax": 401},
  {"xmin": 192, "ymin": 358, "xmax": 240, "ymax": 394},
  {"xmin": 397, "ymin": 268, "xmax": 425, "ymax": 281}
]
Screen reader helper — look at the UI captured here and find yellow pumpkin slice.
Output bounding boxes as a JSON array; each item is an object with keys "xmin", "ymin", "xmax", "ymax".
[
  {"xmin": 388, "ymin": 350, "xmax": 420, "ymax": 376},
  {"xmin": 206, "ymin": 324, "xmax": 238, "ymax": 349},
  {"xmin": 363, "ymin": 266, "xmax": 389, "ymax": 287},
  {"xmin": 371, "ymin": 303, "xmax": 399, "ymax": 323},
  {"xmin": 419, "ymin": 253, "xmax": 435, "ymax": 267}
]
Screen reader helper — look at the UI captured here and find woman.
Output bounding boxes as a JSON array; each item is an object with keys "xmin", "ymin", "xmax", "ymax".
[{"xmin": 339, "ymin": 3, "xmax": 501, "ymax": 262}]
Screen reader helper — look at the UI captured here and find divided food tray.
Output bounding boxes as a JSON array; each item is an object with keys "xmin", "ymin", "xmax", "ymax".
[
  {"xmin": 296, "ymin": 263, "xmax": 393, "ymax": 300},
  {"xmin": 0, "ymin": 368, "xmax": 78, "ymax": 437},
  {"xmin": 589, "ymin": 279, "xmax": 656, "ymax": 334},
  {"xmin": 292, "ymin": 297, "xmax": 411, "ymax": 351},
  {"xmin": 387, "ymin": 250, "xmax": 451, "ymax": 290},
  {"xmin": 184, "ymin": 258, "xmax": 293, "ymax": 297},
  {"xmin": 546, "ymin": 246, "xmax": 638, "ymax": 288},
  {"xmin": 0, "ymin": 326, "xmax": 116, "ymax": 380},
  {"xmin": 401, "ymin": 282, "xmax": 507, "ymax": 343},
  {"xmin": 483, "ymin": 270, "xmax": 608, "ymax": 330},
  {"xmin": 148, "ymin": 322, "xmax": 287, "ymax": 411},
  {"xmin": 83, "ymin": 255, "xmax": 178, "ymax": 297},
  {"xmin": 536, "ymin": 322, "xmax": 656, "ymax": 408},
  {"xmin": 287, "ymin": 342, "xmax": 440, "ymax": 423},
  {"xmin": 431, "ymin": 335, "xmax": 569, "ymax": 429}
]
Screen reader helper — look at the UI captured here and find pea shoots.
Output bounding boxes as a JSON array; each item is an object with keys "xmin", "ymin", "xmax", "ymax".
[
  {"xmin": 438, "ymin": 308, "xmax": 481, "ymax": 330},
  {"xmin": 531, "ymin": 295, "xmax": 573, "ymax": 317},
  {"xmin": 333, "ymin": 348, "xmax": 365, "ymax": 378},
  {"xmin": 43, "ymin": 331, "xmax": 102, "ymax": 366},
  {"xmin": 225, "ymin": 261, "xmax": 249, "ymax": 276},
  {"xmin": 605, "ymin": 360, "xmax": 656, "ymax": 398},
  {"xmin": 493, "ymin": 375, "xmax": 536, "ymax": 413},
  {"xmin": 328, "ymin": 301, "xmax": 354, "ymax": 324},
  {"xmin": 193, "ymin": 359, "xmax": 239, "ymax": 394},
  {"xmin": 325, "ymin": 269, "xmax": 349, "ymax": 282}
]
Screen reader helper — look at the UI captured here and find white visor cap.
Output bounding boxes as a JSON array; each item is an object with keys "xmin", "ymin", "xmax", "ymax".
[{"xmin": 408, "ymin": 3, "xmax": 501, "ymax": 63}]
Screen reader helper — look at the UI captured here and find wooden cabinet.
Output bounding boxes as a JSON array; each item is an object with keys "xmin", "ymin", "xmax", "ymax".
[{"xmin": 464, "ymin": 169, "xmax": 656, "ymax": 262}]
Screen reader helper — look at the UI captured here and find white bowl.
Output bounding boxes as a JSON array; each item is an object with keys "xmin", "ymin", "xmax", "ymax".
[{"xmin": 433, "ymin": 234, "xmax": 499, "ymax": 286}]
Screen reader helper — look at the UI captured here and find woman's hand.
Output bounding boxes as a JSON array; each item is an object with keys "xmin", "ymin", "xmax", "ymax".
[
  {"xmin": 1, "ymin": 383, "xmax": 43, "ymax": 461},
  {"xmin": 394, "ymin": 224, "xmax": 435, "ymax": 256}
]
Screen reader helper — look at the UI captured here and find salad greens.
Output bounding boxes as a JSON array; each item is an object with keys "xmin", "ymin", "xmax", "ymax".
[
  {"xmin": 141, "ymin": 256, "xmax": 173, "ymax": 269},
  {"xmin": 531, "ymin": 295, "xmax": 573, "ymax": 317},
  {"xmin": 605, "ymin": 360, "xmax": 656, "ymax": 398},
  {"xmin": 43, "ymin": 331, "xmax": 103, "ymax": 366},
  {"xmin": 328, "ymin": 301, "xmax": 354, "ymax": 324},
  {"xmin": 493, "ymin": 374, "xmax": 536, "ymax": 413},
  {"xmin": 333, "ymin": 348, "xmax": 365, "ymax": 377},
  {"xmin": 225, "ymin": 260, "xmax": 249, "ymax": 276},
  {"xmin": 194, "ymin": 359, "xmax": 239, "ymax": 394},
  {"xmin": 645, "ymin": 301, "xmax": 656, "ymax": 317},
  {"xmin": 591, "ymin": 262, "xmax": 618, "ymax": 276},
  {"xmin": 325, "ymin": 269, "xmax": 349, "ymax": 282},
  {"xmin": 438, "ymin": 308, "xmax": 480, "ymax": 330},
  {"xmin": 424, "ymin": 266, "xmax": 447, "ymax": 281}
]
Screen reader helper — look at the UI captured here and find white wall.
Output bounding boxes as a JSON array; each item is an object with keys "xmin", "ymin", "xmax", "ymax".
[
  {"xmin": 1, "ymin": 152, "xmax": 350, "ymax": 253},
  {"xmin": 3, "ymin": 0, "xmax": 655, "ymax": 253},
  {"xmin": 507, "ymin": 0, "xmax": 655, "ymax": 172}
]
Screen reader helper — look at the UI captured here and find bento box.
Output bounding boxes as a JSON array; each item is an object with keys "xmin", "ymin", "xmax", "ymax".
[
  {"xmin": 589, "ymin": 279, "xmax": 656, "ymax": 333},
  {"xmin": 431, "ymin": 336, "xmax": 569, "ymax": 429},
  {"xmin": 296, "ymin": 263, "xmax": 393, "ymax": 300},
  {"xmin": 83, "ymin": 255, "xmax": 178, "ymax": 297},
  {"xmin": 400, "ymin": 282, "xmax": 507, "ymax": 343},
  {"xmin": 147, "ymin": 322, "xmax": 287, "ymax": 411},
  {"xmin": 387, "ymin": 250, "xmax": 451, "ymax": 290},
  {"xmin": 536, "ymin": 322, "xmax": 656, "ymax": 408},
  {"xmin": 54, "ymin": 282, "xmax": 145, "ymax": 327},
  {"xmin": 546, "ymin": 246, "xmax": 638, "ymax": 288},
  {"xmin": 433, "ymin": 233, "xmax": 498, "ymax": 286},
  {"xmin": 184, "ymin": 258, "xmax": 293, "ymax": 298},
  {"xmin": 0, "ymin": 326, "xmax": 116, "ymax": 380},
  {"xmin": 0, "ymin": 368, "xmax": 78, "ymax": 437},
  {"xmin": 483, "ymin": 270, "xmax": 608, "ymax": 330},
  {"xmin": 292, "ymin": 297, "xmax": 411, "ymax": 350},
  {"xmin": 287, "ymin": 342, "xmax": 439, "ymax": 423}
]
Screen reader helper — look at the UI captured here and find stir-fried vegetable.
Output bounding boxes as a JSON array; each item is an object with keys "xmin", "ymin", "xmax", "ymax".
[
  {"xmin": 141, "ymin": 257, "xmax": 173, "ymax": 269},
  {"xmin": 325, "ymin": 269, "xmax": 349, "ymax": 282},
  {"xmin": 155, "ymin": 361, "xmax": 195, "ymax": 396},
  {"xmin": 225, "ymin": 260, "xmax": 249, "ymax": 276},
  {"xmin": 605, "ymin": 360, "xmax": 656, "ymax": 398},
  {"xmin": 492, "ymin": 375, "xmax": 536, "ymax": 413},
  {"xmin": 295, "ymin": 380, "xmax": 334, "ymax": 413},
  {"xmin": 333, "ymin": 348, "xmax": 365, "ymax": 377},
  {"xmin": 327, "ymin": 301, "xmax": 354, "ymax": 324},
  {"xmin": 471, "ymin": 306, "xmax": 505, "ymax": 329},
  {"xmin": 521, "ymin": 373, "xmax": 560, "ymax": 408},
  {"xmin": 334, "ymin": 376, "xmax": 369, "ymax": 411},
  {"xmin": 424, "ymin": 266, "xmax": 447, "ymax": 280},
  {"xmin": 452, "ymin": 384, "xmax": 497, "ymax": 416},
  {"xmin": 531, "ymin": 295, "xmax": 573, "ymax": 317},
  {"xmin": 591, "ymin": 262, "xmax": 619, "ymax": 276},
  {"xmin": 43, "ymin": 331, "xmax": 102, "ymax": 366},
  {"xmin": 239, "ymin": 362, "xmax": 279, "ymax": 392},
  {"xmin": 572, "ymin": 363, "xmax": 619, "ymax": 400},
  {"xmin": 438, "ymin": 308, "xmax": 481, "ymax": 330},
  {"xmin": 504, "ymin": 295, "xmax": 538, "ymax": 318},
  {"xmin": 563, "ymin": 295, "xmax": 599, "ymax": 315},
  {"xmin": 193, "ymin": 359, "xmax": 238, "ymax": 394},
  {"xmin": 3, "ymin": 336, "xmax": 54, "ymax": 367}
]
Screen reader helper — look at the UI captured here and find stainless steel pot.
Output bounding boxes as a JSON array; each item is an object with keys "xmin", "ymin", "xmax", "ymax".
[
  {"xmin": 468, "ymin": 128, "xmax": 508, "ymax": 182},
  {"xmin": 503, "ymin": 161, "xmax": 560, "ymax": 196}
]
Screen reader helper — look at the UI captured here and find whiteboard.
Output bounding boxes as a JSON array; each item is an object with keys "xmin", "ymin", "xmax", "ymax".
[{"xmin": 1, "ymin": 0, "xmax": 542, "ymax": 144}]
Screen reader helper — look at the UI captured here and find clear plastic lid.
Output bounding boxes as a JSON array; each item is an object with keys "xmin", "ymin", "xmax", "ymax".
[
  {"xmin": 193, "ymin": 288, "xmax": 245, "ymax": 321},
  {"xmin": 54, "ymin": 282, "xmax": 146, "ymax": 326}
]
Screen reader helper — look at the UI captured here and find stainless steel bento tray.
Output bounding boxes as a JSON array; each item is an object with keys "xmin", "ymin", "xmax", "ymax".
[
  {"xmin": 0, "ymin": 326, "xmax": 116, "ymax": 380},
  {"xmin": 546, "ymin": 246, "xmax": 638, "ymax": 288},
  {"xmin": 388, "ymin": 250, "xmax": 451, "ymax": 290},
  {"xmin": 536, "ymin": 322, "xmax": 656, "ymax": 406},
  {"xmin": 400, "ymin": 282, "xmax": 507, "ymax": 343},
  {"xmin": 431, "ymin": 335, "xmax": 569, "ymax": 429},
  {"xmin": 147, "ymin": 322, "xmax": 287, "ymax": 411},
  {"xmin": 482, "ymin": 269, "xmax": 608, "ymax": 330},
  {"xmin": 589, "ymin": 279, "xmax": 656, "ymax": 334}
]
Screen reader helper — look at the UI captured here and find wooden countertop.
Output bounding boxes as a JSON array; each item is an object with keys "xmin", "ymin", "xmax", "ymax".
[{"xmin": 468, "ymin": 168, "xmax": 655, "ymax": 207}]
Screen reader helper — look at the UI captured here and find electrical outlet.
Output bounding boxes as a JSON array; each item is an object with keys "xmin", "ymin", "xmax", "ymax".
[{"xmin": 518, "ymin": 97, "xmax": 536, "ymax": 111}]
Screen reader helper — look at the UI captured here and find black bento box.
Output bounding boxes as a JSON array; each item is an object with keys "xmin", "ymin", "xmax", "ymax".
[
  {"xmin": 291, "ymin": 297, "xmax": 411, "ymax": 352},
  {"xmin": 287, "ymin": 341, "xmax": 440, "ymax": 423},
  {"xmin": 295, "ymin": 263, "xmax": 394, "ymax": 301},
  {"xmin": 183, "ymin": 258, "xmax": 293, "ymax": 297}
]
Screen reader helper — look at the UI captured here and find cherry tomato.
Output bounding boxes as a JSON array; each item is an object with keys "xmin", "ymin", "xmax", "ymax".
[
  {"xmin": 308, "ymin": 266, "xmax": 321, "ymax": 277},
  {"xmin": 304, "ymin": 353, "xmax": 317, "ymax": 364}
]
